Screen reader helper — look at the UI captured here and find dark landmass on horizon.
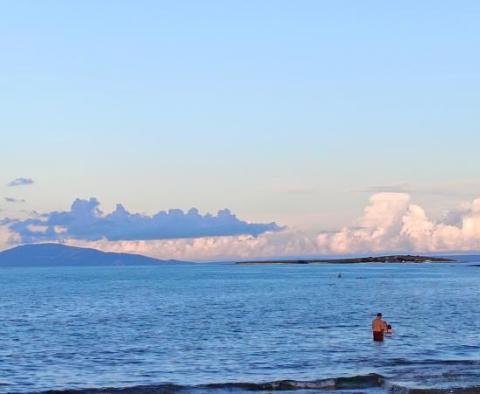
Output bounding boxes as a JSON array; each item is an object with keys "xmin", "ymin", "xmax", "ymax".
[
  {"xmin": 1, "ymin": 244, "xmax": 475, "ymax": 267},
  {"xmin": 0, "ymin": 243, "xmax": 186, "ymax": 267},
  {"xmin": 236, "ymin": 255, "xmax": 456, "ymax": 265}
]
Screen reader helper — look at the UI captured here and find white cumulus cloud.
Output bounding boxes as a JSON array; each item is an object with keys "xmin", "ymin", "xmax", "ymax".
[
  {"xmin": 64, "ymin": 229, "xmax": 319, "ymax": 261},
  {"xmin": 317, "ymin": 192, "xmax": 480, "ymax": 254},
  {"xmin": 0, "ymin": 225, "xmax": 21, "ymax": 251}
]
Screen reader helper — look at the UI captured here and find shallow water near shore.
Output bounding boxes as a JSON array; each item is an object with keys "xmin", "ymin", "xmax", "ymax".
[{"xmin": 1, "ymin": 261, "xmax": 480, "ymax": 393}]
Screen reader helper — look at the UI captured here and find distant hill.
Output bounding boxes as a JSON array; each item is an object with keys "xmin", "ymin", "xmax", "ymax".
[{"xmin": 0, "ymin": 243, "xmax": 183, "ymax": 267}]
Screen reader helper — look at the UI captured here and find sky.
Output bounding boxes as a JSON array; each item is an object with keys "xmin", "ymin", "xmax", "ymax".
[{"xmin": 1, "ymin": 1, "xmax": 480, "ymax": 260}]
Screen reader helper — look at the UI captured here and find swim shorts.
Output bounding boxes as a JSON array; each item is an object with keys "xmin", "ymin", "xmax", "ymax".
[{"xmin": 373, "ymin": 331, "xmax": 384, "ymax": 341}]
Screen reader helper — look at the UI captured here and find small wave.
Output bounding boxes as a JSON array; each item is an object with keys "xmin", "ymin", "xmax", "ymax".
[
  {"xmin": 22, "ymin": 374, "xmax": 480, "ymax": 394},
  {"xmin": 205, "ymin": 373, "xmax": 384, "ymax": 391},
  {"xmin": 26, "ymin": 374, "xmax": 384, "ymax": 393}
]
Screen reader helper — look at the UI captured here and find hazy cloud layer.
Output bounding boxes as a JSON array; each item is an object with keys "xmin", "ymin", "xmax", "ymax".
[
  {"xmin": 5, "ymin": 197, "xmax": 26, "ymax": 203},
  {"xmin": 7, "ymin": 178, "xmax": 34, "ymax": 187},
  {"xmin": 357, "ymin": 181, "xmax": 480, "ymax": 197},
  {"xmin": 357, "ymin": 183, "xmax": 412, "ymax": 194},
  {"xmin": 64, "ymin": 229, "xmax": 318, "ymax": 261},
  {"xmin": 7, "ymin": 198, "xmax": 281, "ymax": 242}
]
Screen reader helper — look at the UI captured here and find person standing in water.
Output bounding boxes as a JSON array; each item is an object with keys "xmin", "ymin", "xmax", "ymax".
[
  {"xmin": 372, "ymin": 313, "xmax": 386, "ymax": 342},
  {"xmin": 385, "ymin": 324, "xmax": 393, "ymax": 335}
]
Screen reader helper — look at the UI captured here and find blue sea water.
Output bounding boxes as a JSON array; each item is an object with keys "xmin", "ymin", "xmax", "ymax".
[{"xmin": 1, "ymin": 262, "xmax": 480, "ymax": 393}]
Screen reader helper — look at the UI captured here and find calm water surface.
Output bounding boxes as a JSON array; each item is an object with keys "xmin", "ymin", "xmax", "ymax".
[{"xmin": 0, "ymin": 262, "xmax": 479, "ymax": 393}]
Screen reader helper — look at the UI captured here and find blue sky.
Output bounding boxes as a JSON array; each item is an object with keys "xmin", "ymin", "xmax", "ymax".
[{"xmin": 1, "ymin": 1, "xmax": 480, "ymax": 259}]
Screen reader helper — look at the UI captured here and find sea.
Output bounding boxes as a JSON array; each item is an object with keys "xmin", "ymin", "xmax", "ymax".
[{"xmin": 1, "ymin": 261, "xmax": 480, "ymax": 393}]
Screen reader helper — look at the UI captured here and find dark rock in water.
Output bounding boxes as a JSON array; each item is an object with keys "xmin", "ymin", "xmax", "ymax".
[{"xmin": 0, "ymin": 243, "xmax": 185, "ymax": 267}]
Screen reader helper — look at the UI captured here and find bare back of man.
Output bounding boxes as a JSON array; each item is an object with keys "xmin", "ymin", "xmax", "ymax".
[{"xmin": 372, "ymin": 313, "xmax": 385, "ymax": 341}]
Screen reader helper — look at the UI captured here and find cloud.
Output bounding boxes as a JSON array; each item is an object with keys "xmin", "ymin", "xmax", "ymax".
[
  {"xmin": 5, "ymin": 197, "xmax": 26, "ymax": 203},
  {"xmin": 8, "ymin": 197, "xmax": 282, "ymax": 243},
  {"xmin": 7, "ymin": 178, "xmax": 34, "ymax": 187},
  {"xmin": 317, "ymin": 192, "xmax": 480, "ymax": 254},
  {"xmin": 357, "ymin": 183, "xmax": 412, "ymax": 194},
  {"xmin": 63, "ymin": 229, "xmax": 318, "ymax": 261},
  {"xmin": 357, "ymin": 181, "xmax": 480, "ymax": 197},
  {"xmin": 0, "ymin": 225, "xmax": 21, "ymax": 251},
  {"xmin": 51, "ymin": 193, "xmax": 480, "ymax": 260},
  {"xmin": 26, "ymin": 224, "xmax": 48, "ymax": 233},
  {"xmin": 4, "ymin": 193, "xmax": 480, "ymax": 260}
]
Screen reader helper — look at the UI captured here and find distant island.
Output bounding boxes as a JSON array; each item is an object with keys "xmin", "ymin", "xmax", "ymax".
[
  {"xmin": 0, "ymin": 243, "xmax": 186, "ymax": 267},
  {"xmin": 236, "ymin": 255, "xmax": 456, "ymax": 265}
]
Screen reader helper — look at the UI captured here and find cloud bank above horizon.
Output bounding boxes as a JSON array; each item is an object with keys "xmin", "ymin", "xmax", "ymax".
[
  {"xmin": 2, "ymin": 193, "xmax": 480, "ymax": 260},
  {"xmin": 6, "ymin": 198, "xmax": 281, "ymax": 243}
]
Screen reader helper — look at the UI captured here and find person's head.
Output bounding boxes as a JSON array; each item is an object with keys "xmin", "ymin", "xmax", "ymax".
[
  {"xmin": 376, "ymin": 313, "xmax": 382, "ymax": 319},
  {"xmin": 387, "ymin": 324, "xmax": 392, "ymax": 330}
]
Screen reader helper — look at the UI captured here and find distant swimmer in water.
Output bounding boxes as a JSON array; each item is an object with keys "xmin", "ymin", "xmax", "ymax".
[
  {"xmin": 337, "ymin": 273, "xmax": 342, "ymax": 278},
  {"xmin": 372, "ymin": 313, "xmax": 386, "ymax": 342}
]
